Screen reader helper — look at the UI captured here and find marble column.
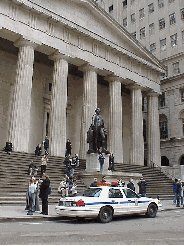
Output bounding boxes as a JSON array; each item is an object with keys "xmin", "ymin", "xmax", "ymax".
[
  {"xmin": 8, "ymin": 38, "xmax": 38, "ymax": 152},
  {"xmin": 130, "ymin": 85, "xmax": 144, "ymax": 166},
  {"xmin": 49, "ymin": 52, "xmax": 68, "ymax": 156},
  {"xmin": 108, "ymin": 77, "xmax": 123, "ymax": 163},
  {"xmin": 79, "ymin": 65, "xmax": 97, "ymax": 159},
  {"xmin": 147, "ymin": 92, "xmax": 161, "ymax": 167}
]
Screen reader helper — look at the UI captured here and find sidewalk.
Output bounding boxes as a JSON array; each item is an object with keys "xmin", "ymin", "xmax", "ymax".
[{"xmin": 0, "ymin": 200, "xmax": 183, "ymax": 223}]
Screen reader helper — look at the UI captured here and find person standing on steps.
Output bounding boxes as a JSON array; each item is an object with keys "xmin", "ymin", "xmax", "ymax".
[
  {"xmin": 41, "ymin": 155, "xmax": 48, "ymax": 176},
  {"xmin": 39, "ymin": 173, "xmax": 50, "ymax": 215},
  {"xmin": 65, "ymin": 139, "xmax": 72, "ymax": 156},
  {"xmin": 43, "ymin": 136, "xmax": 49, "ymax": 155},
  {"xmin": 3, "ymin": 139, "xmax": 13, "ymax": 155}
]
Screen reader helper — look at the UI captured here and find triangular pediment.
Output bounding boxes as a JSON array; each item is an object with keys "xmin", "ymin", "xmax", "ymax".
[{"xmin": 33, "ymin": 0, "xmax": 164, "ymax": 72}]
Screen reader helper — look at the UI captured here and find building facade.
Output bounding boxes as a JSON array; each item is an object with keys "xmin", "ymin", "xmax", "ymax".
[
  {"xmin": 0, "ymin": 0, "xmax": 164, "ymax": 167},
  {"xmin": 96, "ymin": 0, "xmax": 184, "ymax": 178}
]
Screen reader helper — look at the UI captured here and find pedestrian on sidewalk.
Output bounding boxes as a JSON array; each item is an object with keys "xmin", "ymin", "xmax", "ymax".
[
  {"xmin": 127, "ymin": 178, "xmax": 135, "ymax": 191},
  {"xmin": 176, "ymin": 179, "xmax": 182, "ymax": 207},
  {"xmin": 90, "ymin": 178, "xmax": 98, "ymax": 187},
  {"xmin": 27, "ymin": 177, "xmax": 37, "ymax": 215},
  {"xmin": 172, "ymin": 178, "xmax": 177, "ymax": 205},
  {"xmin": 137, "ymin": 177, "xmax": 147, "ymax": 197},
  {"xmin": 39, "ymin": 173, "xmax": 50, "ymax": 215}
]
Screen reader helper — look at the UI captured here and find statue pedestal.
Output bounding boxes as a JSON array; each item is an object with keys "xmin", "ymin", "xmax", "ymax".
[{"xmin": 86, "ymin": 153, "xmax": 109, "ymax": 172}]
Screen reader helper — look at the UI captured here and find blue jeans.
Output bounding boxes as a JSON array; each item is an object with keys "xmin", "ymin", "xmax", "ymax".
[
  {"xmin": 100, "ymin": 162, "xmax": 104, "ymax": 172},
  {"xmin": 173, "ymin": 192, "xmax": 177, "ymax": 204}
]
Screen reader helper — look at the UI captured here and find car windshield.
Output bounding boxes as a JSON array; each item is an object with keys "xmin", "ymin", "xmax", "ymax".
[{"xmin": 78, "ymin": 188, "xmax": 102, "ymax": 197}]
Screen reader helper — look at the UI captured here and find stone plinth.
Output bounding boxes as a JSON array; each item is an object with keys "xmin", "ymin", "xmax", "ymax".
[
  {"xmin": 86, "ymin": 153, "xmax": 109, "ymax": 172},
  {"xmin": 78, "ymin": 171, "xmax": 142, "ymax": 194}
]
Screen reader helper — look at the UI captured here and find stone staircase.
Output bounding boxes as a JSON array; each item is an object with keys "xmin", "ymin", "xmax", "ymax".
[
  {"xmin": 0, "ymin": 150, "xmax": 87, "ymax": 206},
  {"xmin": 114, "ymin": 163, "xmax": 174, "ymax": 200},
  {"xmin": 0, "ymin": 150, "xmax": 174, "ymax": 205}
]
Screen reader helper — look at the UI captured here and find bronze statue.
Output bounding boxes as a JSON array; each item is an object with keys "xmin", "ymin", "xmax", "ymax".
[{"xmin": 87, "ymin": 108, "xmax": 109, "ymax": 154}]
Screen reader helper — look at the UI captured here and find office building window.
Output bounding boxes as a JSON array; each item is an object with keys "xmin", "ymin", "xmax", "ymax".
[
  {"xmin": 160, "ymin": 38, "xmax": 166, "ymax": 51},
  {"xmin": 140, "ymin": 27, "xmax": 145, "ymax": 39},
  {"xmin": 158, "ymin": 0, "xmax": 164, "ymax": 9},
  {"xmin": 150, "ymin": 43, "xmax": 156, "ymax": 55},
  {"xmin": 149, "ymin": 23, "xmax": 155, "ymax": 35},
  {"xmin": 123, "ymin": 18, "xmax": 127, "ymax": 27},
  {"xmin": 181, "ymin": 9, "xmax": 184, "ymax": 20},
  {"xmin": 159, "ymin": 18, "xmax": 165, "ymax": 30},
  {"xmin": 148, "ymin": 3, "xmax": 154, "ymax": 14},
  {"xmin": 169, "ymin": 13, "xmax": 176, "ymax": 25},
  {"xmin": 159, "ymin": 121, "xmax": 168, "ymax": 139},
  {"xmin": 159, "ymin": 92, "xmax": 166, "ymax": 107},
  {"xmin": 132, "ymin": 32, "xmax": 136, "ymax": 38},
  {"xmin": 181, "ymin": 88, "xmax": 184, "ymax": 102},
  {"xmin": 131, "ymin": 13, "xmax": 136, "ymax": 23},
  {"xmin": 182, "ymin": 31, "xmax": 184, "ymax": 43},
  {"xmin": 122, "ymin": 0, "xmax": 127, "ymax": 9},
  {"xmin": 170, "ymin": 33, "xmax": 177, "ymax": 47},
  {"xmin": 173, "ymin": 62, "xmax": 180, "ymax": 75},
  {"xmin": 139, "ymin": 8, "xmax": 144, "ymax": 19},
  {"xmin": 109, "ymin": 5, "xmax": 113, "ymax": 13}
]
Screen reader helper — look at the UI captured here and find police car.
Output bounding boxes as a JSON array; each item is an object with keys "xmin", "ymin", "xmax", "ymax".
[{"xmin": 55, "ymin": 184, "xmax": 162, "ymax": 223}]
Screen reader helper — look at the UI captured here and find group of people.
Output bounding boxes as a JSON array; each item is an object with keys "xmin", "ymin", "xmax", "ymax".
[
  {"xmin": 90, "ymin": 176, "xmax": 147, "ymax": 197},
  {"xmin": 35, "ymin": 136, "xmax": 49, "ymax": 157},
  {"xmin": 98, "ymin": 152, "xmax": 115, "ymax": 172},
  {"xmin": 172, "ymin": 178, "xmax": 184, "ymax": 207},
  {"xmin": 26, "ymin": 173, "xmax": 50, "ymax": 215},
  {"xmin": 58, "ymin": 174, "xmax": 77, "ymax": 197},
  {"xmin": 28, "ymin": 155, "xmax": 48, "ymax": 177}
]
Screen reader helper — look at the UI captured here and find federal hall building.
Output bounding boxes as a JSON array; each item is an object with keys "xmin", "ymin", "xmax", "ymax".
[{"xmin": 0, "ymin": 0, "xmax": 165, "ymax": 171}]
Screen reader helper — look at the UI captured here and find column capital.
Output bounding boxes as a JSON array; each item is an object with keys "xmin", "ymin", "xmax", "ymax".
[
  {"xmin": 14, "ymin": 37, "xmax": 41, "ymax": 49},
  {"xmin": 127, "ymin": 83, "xmax": 143, "ymax": 91},
  {"xmin": 79, "ymin": 63, "xmax": 98, "ymax": 73},
  {"xmin": 147, "ymin": 91, "xmax": 160, "ymax": 97},
  {"xmin": 49, "ymin": 51, "xmax": 70, "ymax": 62},
  {"xmin": 105, "ymin": 75, "xmax": 124, "ymax": 83}
]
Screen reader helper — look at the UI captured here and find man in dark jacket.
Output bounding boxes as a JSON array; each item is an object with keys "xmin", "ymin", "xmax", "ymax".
[
  {"xmin": 64, "ymin": 154, "xmax": 71, "ymax": 177},
  {"xmin": 3, "ymin": 139, "xmax": 13, "ymax": 155},
  {"xmin": 137, "ymin": 177, "xmax": 147, "ymax": 197},
  {"xmin": 39, "ymin": 174, "xmax": 50, "ymax": 215},
  {"xmin": 90, "ymin": 178, "xmax": 98, "ymax": 187},
  {"xmin": 43, "ymin": 136, "xmax": 49, "ymax": 155},
  {"xmin": 127, "ymin": 178, "xmax": 135, "ymax": 191},
  {"xmin": 176, "ymin": 179, "xmax": 182, "ymax": 207},
  {"xmin": 66, "ymin": 139, "xmax": 72, "ymax": 156}
]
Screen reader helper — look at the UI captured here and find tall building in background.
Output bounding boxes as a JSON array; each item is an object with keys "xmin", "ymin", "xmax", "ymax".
[{"xmin": 96, "ymin": 0, "xmax": 184, "ymax": 178}]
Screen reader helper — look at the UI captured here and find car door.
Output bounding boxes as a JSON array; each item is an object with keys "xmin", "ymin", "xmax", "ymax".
[
  {"xmin": 108, "ymin": 188, "xmax": 129, "ymax": 215},
  {"xmin": 122, "ymin": 188, "xmax": 144, "ymax": 213}
]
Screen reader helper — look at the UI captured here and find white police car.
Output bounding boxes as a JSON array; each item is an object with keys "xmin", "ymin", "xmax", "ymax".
[{"xmin": 55, "ymin": 185, "xmax": 162, "ymax": 223}]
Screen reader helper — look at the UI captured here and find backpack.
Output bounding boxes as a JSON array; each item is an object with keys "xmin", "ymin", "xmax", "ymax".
[{"xmin": 48, "ymin": 184, "xmax": 52, "ymax": 195}]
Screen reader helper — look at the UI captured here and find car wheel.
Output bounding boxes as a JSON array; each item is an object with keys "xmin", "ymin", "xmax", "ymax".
[
  {"xmin": 146, "ymin": 203, "xmax": 157, "ymax": 218},
  {"xmin": 98, "ymin": 206, "xmax": 113, "ymax": 223}
]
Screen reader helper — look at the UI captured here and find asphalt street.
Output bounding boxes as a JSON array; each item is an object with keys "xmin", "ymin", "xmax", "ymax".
[{"xmin": 0, "ymin": 209, "xmax": 184, "ymax": 245}]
